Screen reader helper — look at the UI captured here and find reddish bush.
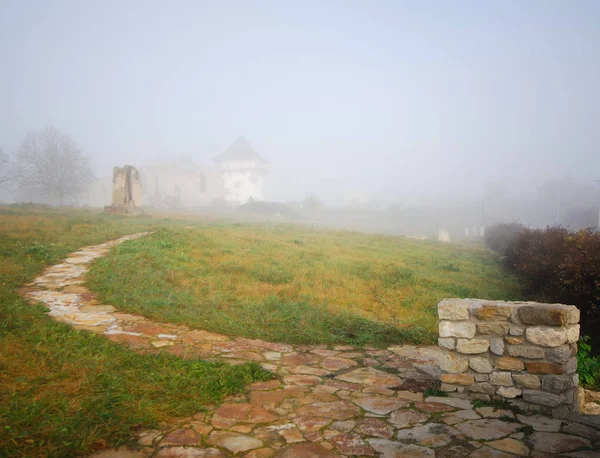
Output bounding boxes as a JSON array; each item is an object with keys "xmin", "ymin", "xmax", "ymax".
[{"xmin": 505, "ymin": 226, "xmax": 600, "ymax": 352}]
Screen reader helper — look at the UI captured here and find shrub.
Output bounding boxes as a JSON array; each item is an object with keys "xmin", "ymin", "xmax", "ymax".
[
  {"xmin": 577, "ymin": 336, "xmax": 600, "ymax": 390},
  {"xmin": 484, "ymin": 222, "xmax": 525, "ymax": 255},
  {"xmin": 504, "ymin": 226, "xmax": 600, "ymax": 357}
]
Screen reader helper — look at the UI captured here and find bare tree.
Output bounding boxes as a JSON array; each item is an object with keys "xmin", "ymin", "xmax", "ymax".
[
  {"xmin": 16, "ymin": 127, "xmax": 95, "ymax": 205},
  {"xmin": 0, "ymin": 148, "xmax": 16, "ymax": 191}
]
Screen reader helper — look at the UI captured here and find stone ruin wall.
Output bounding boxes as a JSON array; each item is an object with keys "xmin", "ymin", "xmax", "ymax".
[{"xmin": 437, "ymin": 299, "xmax": 580, "ymax": 418}]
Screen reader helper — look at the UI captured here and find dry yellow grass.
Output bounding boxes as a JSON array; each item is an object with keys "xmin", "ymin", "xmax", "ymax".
[{"xmin": 88, "ymin": 223, "xmax": 522, "ymax": 345}]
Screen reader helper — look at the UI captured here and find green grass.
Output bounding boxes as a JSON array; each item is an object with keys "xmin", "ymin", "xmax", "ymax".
[
  {"xmin": 0, "ymin": 206, "xmax": 271, "ymax": 457},
  {"xmin": 423, "ymin": 388, "xmax": 448, "ymax": 398},
  {"xmin": 87, "ymin": 223, "xmax": 522, "ymax": 347}
]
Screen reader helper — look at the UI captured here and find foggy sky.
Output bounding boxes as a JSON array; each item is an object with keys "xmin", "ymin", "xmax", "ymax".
[{"xmin": 1, "ymin": 0, "xmax": 599, "ymax": 203}]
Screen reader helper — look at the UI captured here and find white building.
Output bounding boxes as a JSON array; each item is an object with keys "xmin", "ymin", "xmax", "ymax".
[
  {"xmin": 141, "ymin": 157, "xmax": 224, "ymax": 208},
  {"xmin": 214, "ymin": 136, "xmax": 270, "ymax": 205},
  {"xmin": 85, "ymin": 136, "xmax": 269, "ymax": 208}
]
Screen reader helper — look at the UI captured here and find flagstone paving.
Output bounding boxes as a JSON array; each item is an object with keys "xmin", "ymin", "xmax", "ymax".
[{"xmin": 19, "ymin": 233, "xmax": 600, "ymax": 457}]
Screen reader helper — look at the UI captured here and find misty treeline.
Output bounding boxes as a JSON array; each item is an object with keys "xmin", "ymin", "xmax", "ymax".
[
  {"xmin": 486, "ymin": 224, "xmax": 600, "ymax": 357},
  {"xmin": 0, "ymin": 126, "xmax": 94, "ymax": 205}
]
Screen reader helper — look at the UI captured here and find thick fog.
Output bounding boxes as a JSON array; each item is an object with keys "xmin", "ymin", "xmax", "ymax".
[{"xmin": 1, "ymin": 1, "xmax": 599, "ymax": 231}]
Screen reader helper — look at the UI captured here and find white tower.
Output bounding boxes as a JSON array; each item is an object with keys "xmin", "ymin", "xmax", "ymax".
[{"xmin": 214, "ymin": 136, "xmax": 270, "ymax": 205}]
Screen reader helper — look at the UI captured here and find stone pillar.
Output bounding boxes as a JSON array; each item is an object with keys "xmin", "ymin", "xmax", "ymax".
[
  {"xmin": 437, "ymin": 299, "xmax": 580, "ymax": 418},
  {"xmin": 105, "ymin": 165, "xmax": 143, "ymax": 214}
]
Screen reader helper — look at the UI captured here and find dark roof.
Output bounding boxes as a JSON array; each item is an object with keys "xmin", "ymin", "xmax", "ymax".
[{"xmin": 213, "ymin": 136, "xmax": 269, "ymax": 163}]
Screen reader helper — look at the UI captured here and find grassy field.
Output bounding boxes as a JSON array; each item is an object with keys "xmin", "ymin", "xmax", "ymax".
[
  {"xmin": 0, "ymin": 206, "xmax": 271, "ymax": 457},
  {"xmin": 87, "ymin": 222, "xmax": 522, "ymax": 347}
]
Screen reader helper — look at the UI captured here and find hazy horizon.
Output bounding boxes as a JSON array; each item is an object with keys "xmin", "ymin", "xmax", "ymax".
[{"xmin": 1, "ymin": 0, "xmax": 599, "ymax": 204}]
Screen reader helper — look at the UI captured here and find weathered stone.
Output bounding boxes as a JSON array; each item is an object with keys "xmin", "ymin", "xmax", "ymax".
[
  {"xmin": 328, "ymin": 433, "xmax": 374, "ymax": 456},
  {"xmin": 207, "ymin": 431, "xmax": 263, "ymax": 453},
  {"xmin": 488, "ymin": 438, "xmax": 529, "ymax": 456},
  {"xmin": 565, "ymin": 357, "xmax": 578, "ymax": 374},
  {"xmin": 388, "ymin": 409, "xmax": 429, "ymax": 428},
  {"xmin": 279, "ymin": 427, "xmax": 304, "ymax": 443},
  {"xmin": 472, "ymin": 303, "xmax": 512, "ymax": 321},
  {"xmin": 509, "ymin": 324, "xmax": 525, "ymax": 336},
  {"xmin": 477, "ymin": 322, "xmax": 509, "ymax": 336},
  {"xmin": 329, "ymin": 420, "xmax": 356, "ymax": 433},
  {"xmin": 281, "ymin": 352, "xmax": 321, "ymax": 366},
  {"xmin": 354, "ymin": 418, "xmax": 394, "ymax": 439},
  {"xmin": 513, "ymin": 374, "xmax": 541, "ymax": 389},
  {"xmin": 469, "ymin": 382, "xmax": 496, "ymax": 395},
  {"xmin": 547, "ymin": 345, "xmax": 575, "ymax": 364},
  {"xmin": 516, "ymin": 414, "xmax": 562, "ymax": 432},
  {"xmin": 507, "ymin": 345, "xmax": 544, "ymax": 359},
  {"xmin": 489, "ymin": 371, "xmax": 513, "ymax": 386},
  {"xmin": 438, "ymin": 300, "xmax": 470, "ymax": 320},
  {"xmin": 561, "ymin": 452, "xmax": 600, "ymax": 458},
  {"xmin": 542, "ymin": 375, "xmax": 574, "ymax": 394},
  {"xmin": 439, "ymin": 321, "xmax": 476, "ymax": 339},
  {"xmin": 526, "ymin": 326, "xmax": 568, "ymax": 347},
  {"xmin": 137, "ymin": 429, "xmax": 162, "ymax": 447},
  {"xmin": 474, "ymin": 374, "xmax": 489, "ymax": 382},
  {"xmin": 497, "ymin": 386, "xmax": 522, "ymax": 398},
  {"xmin": 505, "ymin": 336, "xmax": 524, "ymax": 345},
  {"xmin": 275, "ymin": 443, "xmax": 337, "ymax": 458},
  {"xmin": 528, "ymin": 432, "xmax": 591, "ymax": 453},
  {"xmin": 523, "ymin": 389, "xmax": 566, "ymax": 407},
  {"xmin": 424, "ymin": 396, "xmax": 472, "ymax": 410},
  {"xmin": 526, "ymin": 361, "xmax": 565, "ymax": 375},
  {"xmin": 245, "ymin": 449, "xmax": 275, "ymax": 458},
  {"xmin": 295, "ymin": 401, "xmax": 361, "ymax": 420},
  {"xmin": 438, "ymin": 337, "xmax": 456, "ymax": 350},
  {"xmin": 414, "ymin": 401, "xmax": 456, "ymax": 413},
  {"xmin": 395, "ymin": 423, "xmax": 460, "ymax": 447},
  {"xmin": 441, "ymin": 373, "xmax": 475, "ymax": 386},
  {"xmin": 442, "ymin": 409, "xmax": 481, "ymax": 425},
  {"xmin": 245, "ymin": 406, "xmax": 279, "ymax": 424},
  {"xmin": 320, "ymin": 357, "xmax": 357, "ymax": 371},
  {"xmin": 562, "ymin": 421, "xmax": 600, "ymax": 441},
  {"xmin": 335, "ymin": 367, "xmax": 400, "ymax": 388},
  {"xmin": 567, "ymin": 325, "xmax": 580, "ymax": 343},
  {"xmin": 490, "ymin": 337, "xmax": 505, "ymax": 356},
  {"xmin": 290, "ymin": 365, "xmax": 330, "ymax": 376},
  {"xmin": 456, "ymin": 339, "xmax": 489, "ymax": 354},
  {"xmin": 396, "ymin": 391, "xmax": 424, "ymax": 402},
  {"xmin": 495, "ymin": 356, "xmax": 525, "ymax": 371},
  {"xmin": 469, "ymin": 445, "xmax": 515, "ymax": 458},
  {"xmin": 212, "ymin": 403, "xmax": 252, "ymax": 428},
  {"xmin": 439, "ymin": 352, "xmax": 469, "ymax": 373},
  {"xmin": 283, "ymin": 375, "xmax": 322, "ymax": 386},
  {"xmin": 351, "ymin": 396, "xmax": 409, "ymax": 415},
  {"xmin": 455, "ymin": 419, "xmax": 520, "ymax": 440},
  {"xmin": 440, "ymin": 383, "xmax": 457, "ymax": 392},
  {"xmin": 160, "ymin": 428, "xmax": 201, "ymax": 446},
  {"xmin": 107, "ymin": 165, "xmax": 143, "ymax": 212},
  {"xmin": 154, "ymin": 447, "xmax": 225, "ymax": 457},
  {"xmin": 517, "ymin": 305, "xmax": 579, "ymax": 326},
  {"xmin": 469, "ymin": 357, "xmax": 493, "ymax": 373},
  {"xmin": 367, "ymin": 440, "xmax": 435, "ymax": 457}
]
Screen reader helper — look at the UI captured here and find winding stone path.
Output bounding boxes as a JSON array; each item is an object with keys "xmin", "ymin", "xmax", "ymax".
[{"xmin": 20, "ymin": 233, "xmax": 600, "ymax": 457}]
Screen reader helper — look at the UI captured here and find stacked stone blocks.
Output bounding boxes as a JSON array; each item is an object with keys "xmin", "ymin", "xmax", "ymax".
[{"xmin": 437, "ymin": 299, "xmax": 580, "ymax": 417}]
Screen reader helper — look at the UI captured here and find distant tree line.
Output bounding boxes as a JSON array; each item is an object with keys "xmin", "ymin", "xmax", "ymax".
[{"xmin": 0, "ymin": 126, "xmax": 94, "ymax": 205}]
